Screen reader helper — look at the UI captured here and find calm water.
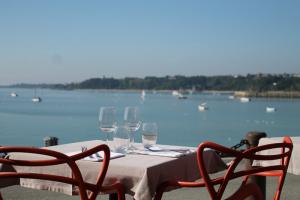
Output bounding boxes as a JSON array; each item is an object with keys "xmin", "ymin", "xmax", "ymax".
[{"xmin": 0, "ymin": 88, "xmax": 299, "ymax": 147}]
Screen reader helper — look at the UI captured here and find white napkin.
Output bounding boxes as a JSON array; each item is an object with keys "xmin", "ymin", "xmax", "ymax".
[
  {"xmin": 131, "ymin": 146, "xmax": 193, "ymax": 158},
  {"xmin": 146, "ymin": 146, "xmax": 192, "ymax": 153},
  {"xmin": 131, "ymin": 149, "xmax": 182, "ymax": 157},
  {"xmin": 66, "ymin": 151, "xmax": 124, "ymax": 161}
]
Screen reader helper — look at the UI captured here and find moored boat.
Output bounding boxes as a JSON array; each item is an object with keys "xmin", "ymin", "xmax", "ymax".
[
  {"xmin": 177, "ymin": 93, "xmax": 187, "ymax": 99},
  {"xmin": 240, "ymin": 97, "xmax": 250, "ymax": 102},
  {"xmin": 172, "ymin": 90, "xmax": 180, "ymax": 96},
  {"xmin": 32, "ymin": 97, "xmax": 42, "ymax": 103},
  {"xmin": 32, "ymin": 89, "xmax": 42, "ymax": 103},
  {"xmin": 266, "ymin": 107, "xmax": 276, "ymax": 112},
  {"xmin": 141, "ymin": 90, "xmax": 146, "ymax": 100},
  {"xmin": 10, "ymin": 92, "xmax": 18, "ymax": 97},
  {"xmin": 198, "ymin": 103, "xmax": 208, "ymax": 111},
  {"xmin": 228, "ymin": 95, "xmax": 235, "ymax": 99}
]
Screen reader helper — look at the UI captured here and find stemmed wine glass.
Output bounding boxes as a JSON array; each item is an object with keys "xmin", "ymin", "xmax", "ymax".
[
  {"xmin": 99, "ymin": 107, "xmax": 117, "ymax": 146},
  {"xmin": 124, "ymin": 106, "xmax": 141, "ymax": 148}
]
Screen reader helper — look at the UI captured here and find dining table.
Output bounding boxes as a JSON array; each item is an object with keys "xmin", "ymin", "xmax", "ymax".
[
  {"xmin": 256, "ymin": 137, "xmax": 300, "ymax": 175},
  {"xmin": 3, "ymin": 140, "xmax": 227, "ymax": 200}
]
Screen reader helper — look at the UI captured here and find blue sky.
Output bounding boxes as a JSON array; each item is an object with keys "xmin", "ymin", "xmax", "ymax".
[{"xmin": 0, "ymin": 0, "xmax": 299, "ymax": 84}]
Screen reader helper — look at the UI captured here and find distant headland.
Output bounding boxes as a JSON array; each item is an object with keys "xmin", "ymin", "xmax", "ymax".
[{"xmin": 3, "ymin": 73, "xmax": 300, "ymax": 98}]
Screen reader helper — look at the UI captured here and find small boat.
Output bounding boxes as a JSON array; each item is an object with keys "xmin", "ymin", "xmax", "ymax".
[
  {"xmin": 198, "ymin": 103, "xmax": 208, "ymax": 111},
  {"xmin": 172, "ymin": 90, "xmax": 180, "ymax": 96},
  {"xmin": 240, "ymin": 97, "xmax": 250, "ymax": 103},
  {"xmin": 32, "ymin": 97, "xmax": 42, "ymax": 103},
  {"xmin": 141, "ymin": 90, "xmax": 146, "ymax": 100},
  {"xmin": 177, "ymin": 93, "xmax": 187, "ymax": 99},
  {"xmin": 32, "ymin": 89, "xmax": 42, "ymax": 103},
  {"xmin": 266, "ymin": 107, "xmax": 276, "ymax": 112},
  {"xmin": 188, "ymin": 86, "xmax": 196, "ymax": 95},
  {"xmin": 228, "ymin": 95, "xmax": 235, "ymax": 100},
  {"xmin": 10, "ymin": 92, "xmax": 18, "ymax": 97}
]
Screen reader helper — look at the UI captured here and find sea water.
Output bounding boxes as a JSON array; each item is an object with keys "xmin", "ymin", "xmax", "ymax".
[{"xmin": 0, "ymin": 88, "xmax": 299, "ymax": 147}]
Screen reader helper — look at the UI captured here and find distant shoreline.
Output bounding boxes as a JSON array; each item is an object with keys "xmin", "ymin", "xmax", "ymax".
[
  {"xmin": 3, "ymin": 74, "xmax": 300, "ymax": 96},
  {"xmin": 2, "ymin": 86, "xmax": 300, "ymax": 98},
  {"xmin": 56, "ymin": 88, "xmax": 300, "ymax": 98},
  {"xmin": 234, "ymin": 91, "xmax": 300, "ymax": 98}
]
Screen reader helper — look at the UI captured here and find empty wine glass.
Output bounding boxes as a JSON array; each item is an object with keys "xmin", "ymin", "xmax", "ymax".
[
  {"xmin": 124, "ymin": 106, "xmax": 141, "ymax": 148},
  {"xmin": 99, "ymin": 107, "xmax": 117, "ymax": 146},
  {"xmin": 142, "ymin": 122, "xmax": 158, "ymax": 147}
]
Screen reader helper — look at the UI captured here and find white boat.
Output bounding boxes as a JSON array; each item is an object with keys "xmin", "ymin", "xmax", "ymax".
[
  {"xmin": 240, "ymin": 97, "xmax": 250, "ymax": 103},
  {"xmin": 266, "ymin": 107, "xmax": 276, "ymax": 112},
  {"xmin": 172, "ymin": 90, "xmax": 180, "ymax": 96},
  {"xmin": 177, "ymin": 93, "xmax": 187, "ymax": 99},
  {"xmin": 198, "ymin": 103, "xmax": 208, "ymax": 111},
  {"xmin": 141, "ymin": 90, "xmax": 146, "ymax": 100},
  {"xmin": 32, "ymin": 89, "xmax": 42, "ymax": 103},
  {"xmin": 10, "ymin": 92, "xmax": 18, "ymax": 97},
  {"xmin": 32, "ymin": 97, "xmax": 42, "ymax": 103},
  {"xmin": 228, "ymin": 95, "xmax": 235, "ymax": 100}
]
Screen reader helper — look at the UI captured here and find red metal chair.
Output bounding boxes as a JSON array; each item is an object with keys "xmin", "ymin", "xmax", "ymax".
[
  {"xmin": 0, "ymin": 144, "xmax": 125, "ymax": 200},
  {"xmin": 252, "ymin": 136, "xmax": 293, "ymax": 200},
  {"xmin": 154, "ymin": 136, "xmax": 293, "ymax": 200}
]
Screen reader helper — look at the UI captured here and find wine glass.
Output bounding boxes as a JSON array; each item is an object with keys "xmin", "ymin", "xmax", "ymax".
[
  {"xmin": 124, "ymin": 106, "xmax": 141, "ymax": 148},
  {"xmin": 142, "ymin": 122, "xmax": 158, "ymax": 148},
  {"xmin": 99, "ymin": 107, "xmax": 117, "ymax": 146}
]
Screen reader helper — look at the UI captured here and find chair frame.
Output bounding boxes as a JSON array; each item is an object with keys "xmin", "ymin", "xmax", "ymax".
[
  {"xmin": 0, "ymin": 144, "xmax": 125, "ymax": 200},
  {"xmin": 154, "ymin": 136, "xmax": 293, "ymax": 200}
]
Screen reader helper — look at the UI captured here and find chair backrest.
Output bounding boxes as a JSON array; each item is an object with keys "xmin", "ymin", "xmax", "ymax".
[
  {"xmin": 197, "ymin": 136, "xmax": 293, "ymax": 200},
  {"xmin": 0, "ymin": 144, "xmax": 110, "ymax": 200}
]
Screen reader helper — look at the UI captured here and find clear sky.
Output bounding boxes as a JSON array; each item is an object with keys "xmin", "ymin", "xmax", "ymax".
[{"xmin": 0, "ymin": 0, "xmax": 299, "ymax": 85}]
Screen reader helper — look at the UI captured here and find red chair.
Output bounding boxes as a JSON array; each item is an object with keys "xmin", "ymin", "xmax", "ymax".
[
  {"xmin": 0, "ymin": 144, "xmax": 125, "ymax": 200},
  {"xmin": 154, "ymin": 136, "xmax": 293, "ymax": 200},
  {"xmin": 252, "ymin": 136, "xmax": 293, "ymax": 200}
]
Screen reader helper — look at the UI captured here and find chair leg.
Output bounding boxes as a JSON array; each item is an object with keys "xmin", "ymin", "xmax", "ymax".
[
  {"xmin": 274, "ymin": 175, "xmax": 285, "ymax": 200},
  {"xmin": 109, "ymin": 193, "xmax": 118, "ymax": 200},
  {"xmin": 117, "ymin": 192, "xmax": 125, "ymax": 200},
  {"xmin": 117, "ymin": 186, "xmax": 126, "ymax": 200}
]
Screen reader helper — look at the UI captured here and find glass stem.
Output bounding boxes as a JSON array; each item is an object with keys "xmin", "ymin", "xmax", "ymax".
[
  {"xmin": 106, "ymin": 132, "xmax": 109, "ymax": 143},
  {"xmin": 129, "ymin": 132, "xmax": 134, "ymax": 147},
  {"xmin": 105, "ymin": 132, "xmax": 114, "ymax": 146}
]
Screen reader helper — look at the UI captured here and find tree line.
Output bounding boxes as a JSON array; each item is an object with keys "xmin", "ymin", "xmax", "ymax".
[{"xmin": 10, "ymin": 74, "xmax": 300, "ymax": 92}]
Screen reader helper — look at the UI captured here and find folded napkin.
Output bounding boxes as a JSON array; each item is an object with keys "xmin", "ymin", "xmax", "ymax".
[
  {"xmin": 66, "ymin": 151, "xmax": 124, "ymax": 161},
  {"xmin": 132, "ymin": 150, "xmax": 182, "ymax": 157},
  {"xmin": 146, "ymin": 146, "xmax": 192, "ymax": 153},
  {"xmin": 131, "ymin": 146, "xmax": 194, "ymax": 158}
]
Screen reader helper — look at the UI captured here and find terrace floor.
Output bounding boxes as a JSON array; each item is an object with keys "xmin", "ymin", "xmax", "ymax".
[{"xmin": 1, "ymin": 173, "xmax": 299, "ymax": 200}]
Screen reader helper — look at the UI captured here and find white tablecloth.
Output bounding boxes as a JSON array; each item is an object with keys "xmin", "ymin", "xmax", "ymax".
[
  {"xmin": 9, "ymin": 140, "xmax": 227, "ymax": 200},
  {"xmin": 258, "ymin": 137, "xmax": 300, "ymax": 175}
]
